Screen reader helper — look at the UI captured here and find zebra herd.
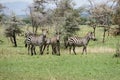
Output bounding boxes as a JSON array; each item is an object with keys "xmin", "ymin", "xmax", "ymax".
[{"xmin": 24, "ymin": 29, "xmax": 96, "ymax": 56}]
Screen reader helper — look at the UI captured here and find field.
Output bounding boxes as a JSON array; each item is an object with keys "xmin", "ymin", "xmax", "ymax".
[{"xmin": 0, "ymin": 25, "xmax": 120, "ymax": 80}]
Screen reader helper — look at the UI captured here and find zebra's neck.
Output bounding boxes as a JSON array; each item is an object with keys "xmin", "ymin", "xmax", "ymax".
[{"xmin": 84, "ymin": 35, "xmax": 90, "ymax": 45}]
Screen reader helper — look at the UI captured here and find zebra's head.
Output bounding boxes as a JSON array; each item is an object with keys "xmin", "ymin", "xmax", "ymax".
[
  {"xmin": 25, "ymin": 31, "xmax": 34, "ymax": 38},
  {"xmin": 56, "ymin": 32, "xmax": 61, "ymax": 42},
  {"xmin": 88, "ymin": 32, "xmax": 96, "ymax": 41},
  {"xmin": 42, "ymin": 29, "xmax": 48, "ymax": 38}
]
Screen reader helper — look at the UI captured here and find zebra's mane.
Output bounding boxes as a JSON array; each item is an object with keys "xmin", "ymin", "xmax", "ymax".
[{"xmin": 85, "ymin": 32, "xmax": 92, "ymax": 36}]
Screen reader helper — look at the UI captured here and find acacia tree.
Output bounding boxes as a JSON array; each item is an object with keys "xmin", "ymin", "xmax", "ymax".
[
  {"xmin": 5, "ymin": 15, "xmax": 22, "ymax": 47},
  {"xmin": 87, "ymin": 0, "xmax": 114, "ymax": 43},
  {"xmin": 113, "ymin": 0, "xmax": 120, "ymax": 27},
  {"xmin": 29, "ymin": 0, "xmax": 54, "ymax": 34},
  {"xmin": 87, "ymin": 0, "xmax": 98, "ymax": 37},
  {"xmin": 52, "ymin": 0, "xmax": 80, "ymax": 43}
]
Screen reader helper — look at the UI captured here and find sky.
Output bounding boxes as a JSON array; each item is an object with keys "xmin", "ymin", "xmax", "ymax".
[{"xmin": 0, "ymin": 0, "xmax": 105, "ymax": 15}]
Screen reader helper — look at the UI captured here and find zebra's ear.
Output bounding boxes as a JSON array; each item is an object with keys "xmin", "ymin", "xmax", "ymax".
[
  {"xmin": 56, "ymin": 32, "xmax": 61, "ymax": 35},
  {"xmin": 59, "ymin": 32, "xmax": 61, "ymax": 34},
  {"xmin": 42, "ymin": 29, "xmax": 48, "ymax": 33},
  {"xmin": 55, "ymin": 32, "xmax": 58, "ymax": 35},
  {"xmin": 42, "ymin": 29, "xmax": 44, "ymax": 32},
  {"xmin": 47, "ymin": 30, "xmax": 49, "ymax": 33},
  {"xmin": 90, "ymin": 32, "xmax": 93, "ymax": 34}
]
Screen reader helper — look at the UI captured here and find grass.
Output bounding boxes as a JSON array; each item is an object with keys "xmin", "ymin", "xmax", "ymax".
[
  {"xmin": 0, "ymin": 25, "xmax": 120, "ymax": 80},
  {"xmin": 0, "ymin": 54, "xmax": 120, "ymax": 80}
]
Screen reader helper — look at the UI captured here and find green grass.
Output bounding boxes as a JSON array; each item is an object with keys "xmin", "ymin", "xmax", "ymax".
[
  {"xmin": 0, "ymin": 25, "xmax": 120, "ymax": 80},
  {"xmin": 0, "ymin": 54, "xmax": 120, "ymax": 80}
]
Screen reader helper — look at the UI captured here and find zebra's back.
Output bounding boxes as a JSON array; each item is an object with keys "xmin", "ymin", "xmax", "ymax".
[
  {"xmin": 68, "ymin": 37, "xmax": 84, "ymax": 47},
  {"xmin": 26, "ymin": 35, "xmax": 44, "ymax": 46}
]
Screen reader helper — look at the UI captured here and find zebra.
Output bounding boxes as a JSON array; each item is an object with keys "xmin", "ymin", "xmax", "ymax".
[
  {"xmin": 42, "ymin": 32, "xmax": 61, "ymax": 56},
  {"xmin": 25, "ymin": 29, "xmax": 48, "ymax": 56},
  {"xmin": 24, "ymin": 31, "xmax": 36, "ymax": 55},
  {"xmin": 42, "ymin": 37, "xmax": 51, "ymax": 54},
  {"xmin": 65, "ymin": 32, "xmax": 96, "ymax": 55}
]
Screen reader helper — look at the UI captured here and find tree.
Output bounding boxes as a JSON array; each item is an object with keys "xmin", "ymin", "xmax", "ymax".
[
  {"xmin": 5, "ymin": 15, "xmax": 23, "ymax": 47},
  {"xmin": 0, "ymin": 3, "xmax": 5, "ymax": 24},
  {"xmin": 87, "ymin": 0, "xmax": 114, "ymax": 43},
  {"xmin": 113, "ymin": 0, "xmax": 120, "ymax": 27},
  {"xmin": 52, "ymin": 0, "xmax": 80, "ymax": 41},
  {"xmin": 28, "ymin": 0, "xmax": 53, "ymax": 34}
]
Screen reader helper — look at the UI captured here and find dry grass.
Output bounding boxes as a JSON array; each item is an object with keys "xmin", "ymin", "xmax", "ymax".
[{"xmin": 68, "ymin": 47, "xmax": 115, "ymax": 54}]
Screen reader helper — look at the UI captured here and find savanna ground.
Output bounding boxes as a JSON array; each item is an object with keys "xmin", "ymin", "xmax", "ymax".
[{"xmin": 0, "ymin": 25, "xmax": 120, "ymax": 80}]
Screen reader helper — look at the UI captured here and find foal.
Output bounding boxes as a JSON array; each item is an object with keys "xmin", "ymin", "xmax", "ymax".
[{"xmin": 43, "ymin": 32, "xmax": 61, "ymax": 56}]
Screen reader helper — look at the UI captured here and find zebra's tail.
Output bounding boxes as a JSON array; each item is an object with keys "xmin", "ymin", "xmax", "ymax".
[
  {"xmin": 25, "ymin": 43, "xmax": 27, "ymax": 48},
  {"xmin": 24, "ymin": 40, "xmax": 27, "ymax": 48}
]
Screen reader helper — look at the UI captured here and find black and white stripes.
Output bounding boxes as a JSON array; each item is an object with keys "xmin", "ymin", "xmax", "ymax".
[
  {"xmin": 66, "ymin": 32, "xmax": 96, "ymax": 55},
  {"xmin": 24, "ymin": 29, "xmax": 48, "ymax": 56},
  {"xmin": 24, "ymin": 31, "xmax": 96, "ymax": 55}
]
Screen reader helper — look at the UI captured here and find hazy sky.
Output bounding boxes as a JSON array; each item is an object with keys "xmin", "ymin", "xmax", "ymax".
[{"xmin": 0, "ymin": 0, "xmax": 105, "ymax": 15}]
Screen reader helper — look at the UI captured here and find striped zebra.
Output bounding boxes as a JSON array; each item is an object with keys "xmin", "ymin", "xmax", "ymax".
[
  {"xmin": 24, "ymin": 31, "xmax": 36, "ymax": 55},
  {"xmin": 25, "ymin": 29, "xmax": 48, "ymax": 56},
  {"xmin": 66, "ymin": 32, "xmax": 96, "ymax": 55},
  {"xmin": 42, "ymin": 32, "xmax": 61, "ymax": 56}
]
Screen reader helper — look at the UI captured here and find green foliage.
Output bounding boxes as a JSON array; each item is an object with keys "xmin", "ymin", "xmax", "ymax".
[
  {"xmin": 53, "ymin": 0, "xmax": 81, "ymax": 38},
  {"xmin": 80, "ymin": 17, "xmax": 87, "ymax": 25},
  {"xmin": 5, "ymin": 26, "xmax": 22, "ymax": 37},
  {"xmin": 5, "ymin": 16, "xmax": 22, "ymax": 37},
  {"xmin": 63, "ymin": 9, "xmax": 80, "ymax": 37}
]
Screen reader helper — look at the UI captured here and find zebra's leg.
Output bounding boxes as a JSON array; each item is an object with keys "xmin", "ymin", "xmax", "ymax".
[
  {"xmin": 31, "ymin": 45, "xmax": 34, "ymax": 56},
  {"xmin": 73, "ymin": 46, "xmax": 76, "ymax": 55},
  {"xmin": 33, "ymin": 46, "xmax": 36, "ymax": 55},
  {"xmin": 82, "ymin": 46, "xmax": 86, "ymax": 55},
  {"xmin": 28, "ymin": 44, "xmax": 30, "ymax": 55},
  {"xmin": 69, "ymin": 46, "xmax": 72, "ymax": 54},
  {"xmin": 40, "ymin": 45, "xmax": 43, "ymax": 55},
  {"xmin": 58, "ymin": 46, "xmax": 60, "ymax": 56},
  {"xmin": 53, "ymin": 47, "xmax": 56, "ymax": 55},
  {"xmin": 51, "ymin": 45, "xmax": 54, "ymax": 55},
  {"xmin": 58, "ymin": 42, "xmax": 60, "ymax": 56},
  {"xmin": 85, "ymin": 46, "xmax": 87, "ymax": 55},
  {"xmin": 42, "ymin": 44, "xmax": 47, "ymax": 54},
  {"xmin": 52, "ymin": 45, "xmax": 56, "ymax": 55},
  {"xmin": 54, "ymin": 46, "xmax": 57, "ymax": 55},
  {"xmin": 56, "ymin": 45, "xmax": 59, "ymax": 56},
  {"xmin": 46, "ymin": 45, "xmax": 49, "ymax": 54}
]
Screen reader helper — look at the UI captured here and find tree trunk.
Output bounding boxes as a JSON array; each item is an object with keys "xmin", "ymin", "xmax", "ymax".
[
  {"xmin": 35, "ymin": 26, "xmax": 38, "ymax": 34},
  {"xmin": 103, "ymin": 27, "xmax": 106, "ymax": 43},
  {"xmin": 13, "ymin": 31, "xmax": 17, "ymax": 47},
  {"xmin": 93, "ymin": 27, "xmax": 96, "ymax": 37},
  {"xmin": 33, "ymin": 26, "xmax": 35, "ymax": 33}
]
